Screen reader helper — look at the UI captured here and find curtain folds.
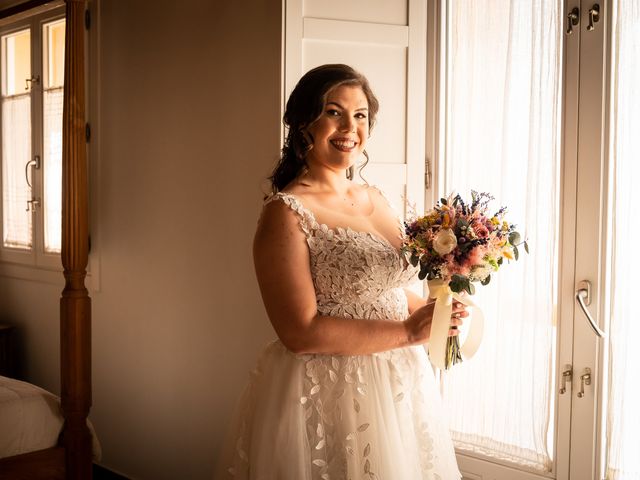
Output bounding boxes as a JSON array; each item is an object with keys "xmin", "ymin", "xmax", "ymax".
[
  {"xmin": 605, "ymin": 2, "xmax": 640, "ymax": 479},
  {"xmin": 440, "ymin": 0, "xmax": 562, "ymax": 471},
  {"xmin": 1, "ymin": 94, "xmax": 32, "ymax": 248}
]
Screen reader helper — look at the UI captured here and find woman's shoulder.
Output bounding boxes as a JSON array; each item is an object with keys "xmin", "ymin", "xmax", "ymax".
[{"xmin": 258, "ymin": 189, "xmax": 313, "ymax": 239}]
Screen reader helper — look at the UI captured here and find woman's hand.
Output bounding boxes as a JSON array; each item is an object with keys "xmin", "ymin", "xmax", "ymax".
[{"xmin": 403, "ymin": 300, "xmax": 469, "ymax": 345}]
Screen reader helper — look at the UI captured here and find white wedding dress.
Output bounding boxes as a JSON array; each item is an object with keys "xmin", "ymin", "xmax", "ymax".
[{"xmin": 216, "ymin": 192, "xmax": 461, "ymax": 480}]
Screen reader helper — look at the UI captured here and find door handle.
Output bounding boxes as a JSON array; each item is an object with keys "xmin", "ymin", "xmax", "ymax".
[{"xmin": 576, "ymin": 280, "xmax": 606, "ymax": 337}]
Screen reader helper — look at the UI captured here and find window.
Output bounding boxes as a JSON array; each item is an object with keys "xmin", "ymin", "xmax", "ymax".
[{"xmin": 1, "ymin": 6, "xmax": 65, "ymax": 270}]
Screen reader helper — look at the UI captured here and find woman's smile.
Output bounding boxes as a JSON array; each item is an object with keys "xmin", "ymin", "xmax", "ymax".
[{"xmin": 329, "ymin": 137, "xmax": 358, "ymax": 152}]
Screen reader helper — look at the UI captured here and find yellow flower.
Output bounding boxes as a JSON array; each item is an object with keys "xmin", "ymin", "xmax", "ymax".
[
  {"xmin": 502, "ymin": 247, "xmax": 514, "ymax": 260},
  {"xmin": 491, "ymin": 217, "xmax": 500, "ymax": 225}
]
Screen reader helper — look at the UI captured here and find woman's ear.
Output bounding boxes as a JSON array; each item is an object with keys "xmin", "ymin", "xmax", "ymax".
[{"xmin": 300, "ymin": 127, "xmax": 314, "ymax": 148}]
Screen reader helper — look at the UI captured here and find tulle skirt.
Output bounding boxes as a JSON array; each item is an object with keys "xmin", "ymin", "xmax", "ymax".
[{"xmin": 215, "ymin": 341, "xmax": 461, "ymax": 480}]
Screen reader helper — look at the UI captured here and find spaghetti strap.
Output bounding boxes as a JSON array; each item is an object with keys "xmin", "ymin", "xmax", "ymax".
[{"xmin": 263, "ymin": 192, "xmax": 316, "ymax": 238}]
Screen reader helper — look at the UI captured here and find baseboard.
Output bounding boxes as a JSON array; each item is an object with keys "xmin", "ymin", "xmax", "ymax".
[{"xmin": 93, "ymin": 463, "xmax": 130, "ymax": 479}]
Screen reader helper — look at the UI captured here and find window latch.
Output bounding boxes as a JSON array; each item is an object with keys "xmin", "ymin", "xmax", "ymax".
[
  {"xmin": 566, "ymin": 7, "xmax": 579, "ymax": 35},
  {"xmin": 26, "ymin": 198, "xmax": 41, "ymax": 212},
  {"xmin": 25, "ymin": 75, "xmax": 40, "ymax": 91}
]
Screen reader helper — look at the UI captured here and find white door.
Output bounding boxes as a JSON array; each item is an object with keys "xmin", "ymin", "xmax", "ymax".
[{"xmin": 284, "ymin": 0, "xmax": 427, "ymax": 216}]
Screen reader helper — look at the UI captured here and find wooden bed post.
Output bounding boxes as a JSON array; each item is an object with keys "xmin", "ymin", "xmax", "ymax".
[{"xmin": 60, "ymin": 0, "xmax": 92, "ymax": 478}]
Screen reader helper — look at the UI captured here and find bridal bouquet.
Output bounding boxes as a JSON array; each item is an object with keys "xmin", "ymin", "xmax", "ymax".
[{"xmin": 402, "ymin": 191, "xmax": 527, "ymax": 370}]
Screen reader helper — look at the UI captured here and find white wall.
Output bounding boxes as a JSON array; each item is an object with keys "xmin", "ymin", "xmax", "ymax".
[{"xmin": 0, "ymin": 0, "xmax": 282, "ymax": 478}]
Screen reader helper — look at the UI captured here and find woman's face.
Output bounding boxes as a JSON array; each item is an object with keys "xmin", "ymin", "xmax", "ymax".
[{"xmin": 305, "ymin": 85, "xmax": 369, "ymax": 173}]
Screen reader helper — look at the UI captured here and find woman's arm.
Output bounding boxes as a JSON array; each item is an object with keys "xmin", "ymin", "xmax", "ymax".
[
  {"xmin": 404, "ymin": 288, "xmax": 428, "ymax": 316},
  {"xmin": 254, "ymin": 200, "xmax": 442, "ymax": 355}
]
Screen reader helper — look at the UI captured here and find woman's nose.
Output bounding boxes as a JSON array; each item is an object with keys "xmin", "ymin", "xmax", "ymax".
[{"xmin": 339, "ymin": 116, "xmax": 355, "ymax": 132}]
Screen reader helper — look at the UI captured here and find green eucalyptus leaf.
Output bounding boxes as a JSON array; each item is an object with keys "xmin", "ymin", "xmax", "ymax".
[
  {"xmin": 465, "ymin": 282, "xmax": 475, "ymax": 295},
  {"xmin": 513, "ymin": 245, "xmax": 519, "ymax": 261},
  {"xmin": 524, "ymin": 241, "xmax": 530, "ymax": 254},
  {"xmin": 481, "ymin": 275, "xmax": 491, "ymax": 286},
  {"xmin": 509, "ymin": 231, "xmax": 521, "ymax": 245},
  {"xmin": 449, "ymin": 274, "xmax": 466, "ymax": 293},
  {"xmin": 440, "ymin": 198, "xmax": 448, "ymax": 206},
  {"xmin": 410, "ymin": 254, "xmax": 419, "ymax": 267}
]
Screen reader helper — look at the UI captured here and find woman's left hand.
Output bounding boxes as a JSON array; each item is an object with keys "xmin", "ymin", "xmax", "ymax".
[{"xmin": 449, "ymin": 301, "xmax": 469, "ymax": 336}]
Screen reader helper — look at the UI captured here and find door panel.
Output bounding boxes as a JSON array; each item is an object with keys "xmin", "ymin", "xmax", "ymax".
[{"xmin": 285, "ymin": 0, "xmax": 426, "ymax": 216}]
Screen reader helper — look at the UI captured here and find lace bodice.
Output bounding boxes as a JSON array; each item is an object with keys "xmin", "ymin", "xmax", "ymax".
[{"xmin": 263, "ymin": 191, "xmax": 418, "ymax": 322}]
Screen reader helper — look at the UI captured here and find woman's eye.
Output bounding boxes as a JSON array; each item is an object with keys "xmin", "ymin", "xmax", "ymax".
[
  {"xmin": 355, "ymin": 113, "xmax": 368, "ymax": 120},
  {"xmin": 326, "ymin": 109, "xmax": 340, "ymax": 116}
]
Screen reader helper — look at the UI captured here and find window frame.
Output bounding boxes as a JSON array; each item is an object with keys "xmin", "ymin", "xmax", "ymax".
[{"xmin": 0, "ymin": 4, "xmax": 66, "ymax": 272}]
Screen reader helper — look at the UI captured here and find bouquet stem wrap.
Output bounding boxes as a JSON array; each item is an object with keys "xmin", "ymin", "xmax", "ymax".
[{"xmin": 426, "ymin": 279, "xmax": 485, "ymax": 370}]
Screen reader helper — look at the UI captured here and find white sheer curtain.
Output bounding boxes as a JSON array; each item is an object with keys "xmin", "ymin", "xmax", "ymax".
[
  {"xmin": 439, "ymin": 1, "xmax": 561, "ymax": 471},
  {"xmin": 43, "ymin": 87, "xmax": 63, "ymax": 253},
  {"xmin": 2, "ymin": 94, "xmax": 32, "ymax": 249},
  {"xmin": 605, "ymin": 2, "xmax": 640, "ymax": 479}
]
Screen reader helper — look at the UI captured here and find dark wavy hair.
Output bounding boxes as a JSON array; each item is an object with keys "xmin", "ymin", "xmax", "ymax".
[{"xmin": 269, "ymin": 64, "xmax": 379, "ymax": 193}]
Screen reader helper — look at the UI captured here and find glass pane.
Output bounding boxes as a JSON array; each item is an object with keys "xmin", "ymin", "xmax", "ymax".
[
  {"xmin": 43, "ymin": 19, "xmax": 65, "ymax": 89},
  {"xmin": 42, "ymin": 19, "xmax": 65, "ymax": 253},
  {"xmin": 43, "ymin": 88, "xmax": 62, "ymax": 253},
  {"xmin": 605, "ymin": 1, "xmax": 640, "ymax": 479},
  {"xmin": 2, "ymin": 95, "xmax": 32, "ymax": 249},
  {"xmin": 439, "ymin": 0, "xmax": 562, "ymax": 471},
  {"xmin": 2, "ymin": 29, "xmax": 30, "ymax": 96}
]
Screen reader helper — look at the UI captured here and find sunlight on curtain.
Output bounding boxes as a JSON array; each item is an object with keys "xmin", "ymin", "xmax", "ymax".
[
  {"xmin": 605, "ymin": 2, "xmax": 640, "ymax": 479},
  {"xmin": 2, "ymin": 95, "xmax": 32, "ymax": 249},
  {"xmin": 440, "ymin": 1, "xmax": 561, "ymax": 471},
  {"xmin": 43, "ymin": 88, "xmax": 63, "ymax": 253},
  {"xmin": 43, "ymin": 19, "xmax": 65, "ymax": 253},
  {"xmin": 2, "ymin": 29, "xmax": 32, "ymax": 249}
]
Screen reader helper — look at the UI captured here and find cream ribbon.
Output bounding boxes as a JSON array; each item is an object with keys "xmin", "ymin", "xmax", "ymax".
[{"xmin": 425, "ymin": 279, "xmax": 485, "ymax": 370}]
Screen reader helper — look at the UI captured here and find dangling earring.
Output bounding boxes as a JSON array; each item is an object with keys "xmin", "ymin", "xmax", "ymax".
[{"xmin": 301, "ymin": 129, "xmax": 314, "ymax": 152}]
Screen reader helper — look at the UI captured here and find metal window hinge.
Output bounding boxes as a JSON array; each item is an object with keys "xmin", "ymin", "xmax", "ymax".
[
  {"xmin": 85, "ymin": 123, "xmax": 91, "ymax": 142},
  {"xmin": 85, "ymin": 9, "xmax": 91, "ymax": 30},
  {"xmin": 425, "ymin": 157, "xmax": 432, "ymax": 189}
]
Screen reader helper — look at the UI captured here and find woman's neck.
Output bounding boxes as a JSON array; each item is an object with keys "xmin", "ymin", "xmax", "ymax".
[{"xmin": 299, "ymin": 164, "xmax": 352, "ymax": 195}]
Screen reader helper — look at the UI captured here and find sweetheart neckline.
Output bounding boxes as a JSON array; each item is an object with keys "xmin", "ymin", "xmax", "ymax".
[
  {"xmin": 315, "ymin": 222, "xmax": 403, "ymax": 257},
  {"xmin": 273, "ymin": 191, "xmax": 406, "ymax": 255}
]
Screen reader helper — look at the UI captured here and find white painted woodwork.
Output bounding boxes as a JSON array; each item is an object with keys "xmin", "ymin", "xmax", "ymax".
[
  {"xmin": 303, "ymin": 0, "xmax": 407, "ymax": 26},
  {"xmin": 569, "ymin": 1, "xmax": 610, "ymax": 479},
  {"xmin": 285, "ymin": 0, "xmax": 426, "ymax": 216}
]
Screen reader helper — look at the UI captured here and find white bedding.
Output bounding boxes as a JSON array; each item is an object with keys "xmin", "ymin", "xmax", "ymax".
[{"xmin": 0, "ymin": 375, "xmax": 100, "ymax": 460}]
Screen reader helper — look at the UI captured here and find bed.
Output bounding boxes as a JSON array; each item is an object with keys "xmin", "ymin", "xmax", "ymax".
[
  {"xmin": 0, "ymin": 376, "xmax": 100, "ymax": 472},
  {"xmin": 0, "ymin": 0, "xmax": 94, "ymax": 478}
]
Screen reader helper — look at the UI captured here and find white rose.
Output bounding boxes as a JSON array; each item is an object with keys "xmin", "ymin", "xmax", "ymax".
[{"xmin": 433, "ymin": 228, "xmax": 458, "ymax": 255}]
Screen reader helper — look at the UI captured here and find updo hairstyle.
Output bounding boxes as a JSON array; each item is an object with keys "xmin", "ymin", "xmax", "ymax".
[{"xmin": 270, "ymin": 64, "xmax": 379, "ymax": 193}]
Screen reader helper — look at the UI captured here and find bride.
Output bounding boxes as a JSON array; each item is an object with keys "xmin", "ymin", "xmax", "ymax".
[{"xmin": 216, "ymin": 64, "xmax": 466, "ymax": 480}]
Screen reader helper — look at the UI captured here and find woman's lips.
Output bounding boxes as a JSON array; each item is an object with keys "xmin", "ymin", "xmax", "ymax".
[{"xmin": 330, "ymin": 139, "xmax": 358, "ymax": 151}]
